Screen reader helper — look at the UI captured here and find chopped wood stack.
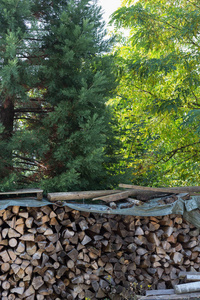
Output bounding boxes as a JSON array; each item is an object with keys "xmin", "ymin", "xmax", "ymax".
[
  {"xmin": 0, "ymin": 204, "xmax": 200, "ymax": 299},
  {"xmin": 140, "ymin": 271, "xmax": 200, "ymax": 299}
]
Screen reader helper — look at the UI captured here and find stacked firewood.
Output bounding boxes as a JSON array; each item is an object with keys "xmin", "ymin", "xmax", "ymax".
[{"xmin": 0, "ymin": 204, "xmax": 200, "ymax": 299}]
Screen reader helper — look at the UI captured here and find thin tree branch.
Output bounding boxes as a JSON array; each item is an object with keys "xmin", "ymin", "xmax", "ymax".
[{"xmin": 156, "ymin": 141, "xmax": 200, "ymax": 163}]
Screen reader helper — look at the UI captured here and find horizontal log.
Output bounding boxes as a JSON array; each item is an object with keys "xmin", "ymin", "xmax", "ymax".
[
  {"xmin": 47, "ymin": 190, "xmax": 121, "ymax": 201},
  {"xmin": 140, "ymin": 291, "xmax": 200, "ymax": 299},
  {"xmin": 179, "ymin": 271, "xmax": 200, "ymax": 279},
  {"xmin": 146, "ymin": 289, "xmax": 174, "ymax": 296},
  {"xmin": 175, "ymin": 282, "xmax": 200, "ymax": 294},
  {"xmin": 93, "ymin": 191, "xmax": 132, "ymax": 203},
  {"xmin": 186, "ymin": 275, "xmax": 200, "ymax": 282},
  {"xmin": 119, "ymin": 184, "xmax": 200, "ymax": 194}
]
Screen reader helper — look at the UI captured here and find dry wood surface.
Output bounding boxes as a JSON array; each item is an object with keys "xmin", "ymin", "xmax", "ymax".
[
  {"xmin": 119, "ymin": 184, "xmax": 200, "ymax": 195},
  {"xmin": 47, "ymin": 190, "xmax": 121, "ymax": 201},
  {"xmin": 0, "ymin": 189, "xmax": 43, "ymax": 200},
  {"xmin": 0, "ymin": 204, "xmax": 200, "ymax": 299}
]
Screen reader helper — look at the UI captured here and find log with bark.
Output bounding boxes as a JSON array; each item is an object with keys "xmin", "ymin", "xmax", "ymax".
[
  {"xmin": 119, "ymin": 184, "xmax": 200, "ymax": 197},
  {"xmin": 47, "ymin": 190, "xmax": 121, "ymax": 201}
]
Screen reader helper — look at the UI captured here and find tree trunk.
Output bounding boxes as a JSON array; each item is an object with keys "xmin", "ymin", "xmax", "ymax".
[
  {"xmin": 0, "ymin": 96, "xmax": 15, "ymax": 177},
  {"xmin": 0, "ymin": 96, "xmax": 15, "ymax": 138}
]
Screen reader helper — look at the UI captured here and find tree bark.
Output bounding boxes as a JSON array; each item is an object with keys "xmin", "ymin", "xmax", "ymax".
[
  {"xmin": 0, "ymin": 96, "xmax": 15, "ymax": 177},
  {"xmin": 0, "ymin": 96, "xmax": 14, "ymax": 139}
]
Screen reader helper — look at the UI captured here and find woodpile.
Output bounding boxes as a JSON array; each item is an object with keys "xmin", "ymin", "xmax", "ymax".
[{"xmin": 0, "ymin": 203, "xmax": 200, "ymax": 299}]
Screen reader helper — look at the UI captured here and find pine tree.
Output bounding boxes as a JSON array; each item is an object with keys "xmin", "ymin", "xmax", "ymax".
[
  {"xmin": 0, "ymin": 0, "xmax": 35, "ymax": 188},
  {"xmin": 0, "ymin": 0, "xmax": 117, "ymax": 191}
]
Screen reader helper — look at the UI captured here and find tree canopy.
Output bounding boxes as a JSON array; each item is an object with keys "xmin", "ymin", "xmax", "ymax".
[
  {"xmin": 0, "ymin": 0, "xmax": 118, "ymax": 192},
  {"xmin": 110, "ymin": 0, "xmax": 200, "ymax": 186},
  {"xmin": 1, "ymin": 0, "xmax": 199, "ymax": 192}
]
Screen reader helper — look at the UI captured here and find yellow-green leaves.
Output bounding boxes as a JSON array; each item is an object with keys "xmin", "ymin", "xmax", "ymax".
[{"xmin": 110, "ymin": 0, "xmax": 200, "ymax": 186}]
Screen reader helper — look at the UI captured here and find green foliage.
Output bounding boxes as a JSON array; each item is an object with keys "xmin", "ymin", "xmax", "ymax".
[
  {"xmin": 0, "ymin": 0, "xmax": 120, "ymax": 191},
  {"xmin": 110, "ymin": 0, "xmax": 200, "ymax": 186}
]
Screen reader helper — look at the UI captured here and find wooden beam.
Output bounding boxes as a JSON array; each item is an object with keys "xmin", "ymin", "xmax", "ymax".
[
  {"xmin": 179, "ymin": 271, "xmax": 200, "ymax": 279},
  {"xmin": 119, "ymin": 184, "xmax": 200, "ymax": 194},
  {"xmin": 47, "ymin": 190, "xmax": 121, "ymax": 201},
  {"xmin": 146, "ymin": 289, "xmax": 174, "ymax": 296},
  {"xmin": 140, "ymin": 291, "xmax": 200, "ymax": 299},
  {"xmin": 186, "ymin": 274, "xmax": 200, "ymax": 282},
  {"xmin": 0, "ymin": 189, "xmax": 43, "ymax": 200},
  {"xmin": 93, "ymin": 191, "xmax": 131, "ymax": 203}
]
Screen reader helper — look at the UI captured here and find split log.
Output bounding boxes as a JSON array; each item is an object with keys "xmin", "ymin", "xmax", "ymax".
[{"xmin": 1, "ymin": 203, "xmax": 200, "ymax": 299}]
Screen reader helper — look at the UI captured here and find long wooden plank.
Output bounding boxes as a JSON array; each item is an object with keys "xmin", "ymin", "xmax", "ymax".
[
  {"xmin": 119, "ymin": 184, "xmax": 200, "ymax": 194},
  {"xmin": 47, "ymin": 190, "xmax": 122, "ymax": 201},
  {"xmin": 146, "ymin": 289, "xmax": 174, "ymax": 296},
  {"xmin": 0, "ymin": 189, "xmax": 43, "ymax": 200},
  {"xmin": 139, "ymin": 291, "xmax": 200, "ymax": 299},
  {"xmin": 92, "ymin": 191, "xmax": 132, "ymax": 203}
]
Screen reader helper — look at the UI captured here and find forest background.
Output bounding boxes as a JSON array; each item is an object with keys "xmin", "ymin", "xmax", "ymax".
[{"xmin": 0, "ymin": 0, "xmax": 199, "ymax": 193}]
